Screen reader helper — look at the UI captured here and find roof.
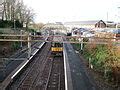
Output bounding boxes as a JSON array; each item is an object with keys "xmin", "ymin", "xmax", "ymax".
[
  {"xmin": 64, "ymin": 20, "xmax": 104, "ymax": 25},
  {"xmin": 105, "ymin": 21, "xmax": 116, "ymax": 25},
  {"xmin": 72, "ymin": 28, "xmax": 89, "ymax": 32}
]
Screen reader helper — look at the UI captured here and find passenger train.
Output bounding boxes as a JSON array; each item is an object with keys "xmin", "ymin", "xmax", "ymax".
[{"xmin": 51, "ymin": 36, "xmax": 63, "ymax": 56}]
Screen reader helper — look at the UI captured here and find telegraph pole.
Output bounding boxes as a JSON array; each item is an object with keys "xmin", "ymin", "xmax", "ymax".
[
  {"xmin": 28, "ymin": 33, "xmax": 31, "ymax": 60},
  {"xmin": 20, "ymin": 30, "xmax": 23, "ymax": 49}
]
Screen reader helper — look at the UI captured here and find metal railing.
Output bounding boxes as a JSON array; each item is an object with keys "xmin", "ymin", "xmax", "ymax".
[{"xmin": 0, "ymin": 34, "xmax": 120, "ymax": 44}]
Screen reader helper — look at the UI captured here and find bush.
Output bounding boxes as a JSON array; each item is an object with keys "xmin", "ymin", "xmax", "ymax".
[
  {"xmin": 0, "ymin": 20, "xmax": 23, "ymax": 28},
  {"xmin": 12, "ymin": 42, "xmax": 20, "ymax": 50},
  {"xmin": 83, "ymin": 43, "xmax": 120, "ymax": 83},
  {"xmin": 14, "ymin": 20, "xmax": 23, "ymax": 28},
  {"xmin": 67, "ymin": 33, "xmax": 72, "ymax": 36}
]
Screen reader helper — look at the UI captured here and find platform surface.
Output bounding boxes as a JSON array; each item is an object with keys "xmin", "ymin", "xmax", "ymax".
[{"xmin": 64, "ymin": 43, "xmax": 97, "ymax": 90}]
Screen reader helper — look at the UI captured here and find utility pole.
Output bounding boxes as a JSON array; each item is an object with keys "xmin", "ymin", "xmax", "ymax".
[
  {"xmin": 14, "ymin": 19, "xmax": 16, "ymax": 30},
  {"xmin": 20, "ymin": 30, "xmax": 23, "ymax": 49},
  {"xmin": 28, "ymin": 33, "xmax": 31, "ymax": 60}
]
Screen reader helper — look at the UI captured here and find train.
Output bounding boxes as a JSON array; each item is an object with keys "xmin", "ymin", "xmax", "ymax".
[{"xmin": 51, "ymin": 36, "xmax": 63, "ymax": 56}]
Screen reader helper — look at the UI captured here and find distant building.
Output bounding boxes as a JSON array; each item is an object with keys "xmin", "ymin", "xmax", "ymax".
[
  {"xmin": 64, "ymin": 20, "xmax": 119, "ymax": 33},
  {"xmin": 71, "ymin": 28, "xmax": 95, "ymax": 37},
  {"xmin": 105, "ymin": 21, "xmax": 116, "ymax": 28},
  {"xmin": 64, "ymin": 20, "xmax": 106, "ymax": 30},
  {"xmin": 95, "ymin": 20, "xmax": 106, "ymax": 28},
  {"xmin": 116, "ymin": 23, "xmax": 120, "ymax": 28}
]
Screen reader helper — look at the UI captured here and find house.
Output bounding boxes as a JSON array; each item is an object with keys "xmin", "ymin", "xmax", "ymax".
[{"xmin": 95, "ymin": 20, "xmax": 106, "ymax": 28}]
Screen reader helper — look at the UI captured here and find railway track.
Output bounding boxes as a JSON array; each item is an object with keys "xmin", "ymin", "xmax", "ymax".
[
  {"xmin": 28, "ymin": 56, "xmax": 65, "ymax": 90},
  {"xmin": 45, "ymin": 56, "xmax": 65, "ymax": 90},
  {"xmin": 17, "ymin": 47, "xmax": 51, "ymax": 90},
  {"xmin": 8, "ymin": 42, "xmax": 51, "ymax": 90},
  {"xmin": 10, "ymin": 37, "xmax": 44, "ymax": 59},
  {"xmin": 7, "ymin": 38, "xmax": 65, "ymax": 90}
]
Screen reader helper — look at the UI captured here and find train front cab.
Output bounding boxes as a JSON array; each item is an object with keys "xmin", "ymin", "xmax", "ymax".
[{"xmin": 51, "ymin": 42, "xmax": 63, "ymax": 57}]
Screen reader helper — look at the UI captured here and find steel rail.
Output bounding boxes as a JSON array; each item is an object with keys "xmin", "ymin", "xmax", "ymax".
[
  {"xmin": 58, "ymin": 65, "xmax": 61, "ymax": 90},
  {"xmin": 45, "ymin": 57, "xmax": 62, "ymax": 90},
  {"xmin": 6, "ymin": 42, "xmax": 46, "ymax": 89},
  {"xmin": 16, "ymin": 43, "xmax": 51, "ymax": 89},
  {"xmin": 29, "ymin": 50, "xmax": 52, "ymax": 90},
  {"xmin": 44, "ymin": 58, "xmax": 54, "ymax": 90}
]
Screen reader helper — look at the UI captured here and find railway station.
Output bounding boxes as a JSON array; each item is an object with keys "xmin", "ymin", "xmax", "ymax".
[
  {"xmin": 0, "ymin": 0, "xmax": 120, "ymax": 90},
  {"xmin": 0, "ymin": 32, "xmax": 99, "ymax": 90},
  {"xmin": 0, "ymin": 19, "xmax": 120, "ymax": 90},
  {"xmin": 0, "ymin": 17, "xmax": 120, "ymax": 90}
]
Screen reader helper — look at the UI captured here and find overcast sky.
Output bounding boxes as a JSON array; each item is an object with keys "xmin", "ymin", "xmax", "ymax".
[{"xmin": 23, "ymin": 0, "xmax": 120, "ymax": 23}]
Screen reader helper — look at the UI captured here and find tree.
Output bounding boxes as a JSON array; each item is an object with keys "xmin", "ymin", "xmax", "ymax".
[
  {"xmin": 23, "ymin": 8, "xmax": 35, "ymax": 30},
  {"xmin": 0, "ymin": 0, "xmax": 35, "ymax": 29}
]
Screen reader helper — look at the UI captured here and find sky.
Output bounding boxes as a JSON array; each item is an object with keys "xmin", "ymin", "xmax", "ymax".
[{"xmin": 23, "ymin": 0, "xmax": 120, "ymax": 23}]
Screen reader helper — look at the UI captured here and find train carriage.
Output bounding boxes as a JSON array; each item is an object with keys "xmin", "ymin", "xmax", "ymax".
[{"xmin": 51, "ymin": 36, "xmax": 63, "ymax": 56}]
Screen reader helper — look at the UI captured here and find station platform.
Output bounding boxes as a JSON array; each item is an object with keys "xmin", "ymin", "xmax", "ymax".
[
  {"xmin": 0, "ymin": 42, "xmax": 45, "ymax": 90},
  {"xmin": 64, "ymin": 43, "xmax": 97, "ymax": 90}
]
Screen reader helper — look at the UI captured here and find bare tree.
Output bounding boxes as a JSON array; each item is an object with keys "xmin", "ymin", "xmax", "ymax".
[
  {"xmin": 23, "ymin": 7, "xmax": 35, "ymax": 30},
  {"xmin": 0, "ymin": 0, "xmax": 35, "ymax": 30}
]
